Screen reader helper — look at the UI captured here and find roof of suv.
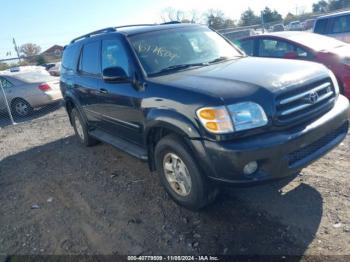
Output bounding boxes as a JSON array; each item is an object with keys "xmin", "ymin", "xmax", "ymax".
[
  {"xmin": 117, "ymin": 23, "xmax": 201, "ymax": 35},
  {"xmin": 68, "ymin": 23, "xmax": 203, "ymax": 44},
  {"xmin": 316, "ymin": 10, "xmax": 350, "ymax": 19}
]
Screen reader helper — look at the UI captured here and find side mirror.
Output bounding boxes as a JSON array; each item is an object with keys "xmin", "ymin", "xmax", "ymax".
[
  {"xmin": 284, "ymin": 51, "xmax": 298, "ymax": 59},
  {"xmin": 102, "ymin": 67, "xmax": 129, "ymax": 82}
]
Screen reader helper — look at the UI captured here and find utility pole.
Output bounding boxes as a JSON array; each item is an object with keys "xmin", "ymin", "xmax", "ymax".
[
  {"xmin": 12, "ymin": 38, "xmax": 21, "ymax": 63},
  {"xmin": 261, "ymin": 11, "xmax": 265, "ymax": 33}
]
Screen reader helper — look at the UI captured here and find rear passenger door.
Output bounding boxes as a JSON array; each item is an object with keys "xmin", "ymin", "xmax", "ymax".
[
  {"xmin": 75, "ymin": 40, "xmax": 102, "ymax": 127},
  {"xmin": 98, "ymin": 36, "xmax": 144, "ymax": 145}
]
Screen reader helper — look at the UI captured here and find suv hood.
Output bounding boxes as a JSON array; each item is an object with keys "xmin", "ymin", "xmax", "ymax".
[{"xmin": 150, "ymin": 57, "xmax": 330, "ymax": 104}]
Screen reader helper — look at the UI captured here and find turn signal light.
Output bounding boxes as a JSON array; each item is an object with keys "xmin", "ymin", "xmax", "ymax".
[{"xmin": 197, "ymin": 107, "xmax": 233, "ymax": 134}]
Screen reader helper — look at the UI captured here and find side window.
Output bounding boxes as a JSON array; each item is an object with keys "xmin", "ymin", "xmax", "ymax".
[
  {"xmin": 237, "ymin": 39, "xmax": 254, "ymax": 56},
  {"xmin": 101, "ymin": 39, "xmax": 129, "ymax": 76},
  {"xmin": 331, "ymin": 15, "xmax": 350, "ymax": 34},
  {"xmin": 0, "ymin": 77, "xmax": 13, "ymax": 89},
  {"xmin": 314, "ymin": 19, "xmax": 328, "ymax": 34},
  {"xmin": 79, "ymin": 41, "xmax": 101, "ymax": 75},
  {"xmin": 295, "ymin": 46, "xmax": 313, "ymax": 59},
  {"xmin": 258, "ymin": 39, "xmax": 294, "ymax": 58}
]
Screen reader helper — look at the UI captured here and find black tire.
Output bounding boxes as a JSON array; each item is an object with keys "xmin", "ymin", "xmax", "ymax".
[
  {"xmin": 11, "ymin": 98, "xmax": 33, "ymax": 117},
  {"xmin": 155, "ymin": 134, "xmax": 218, "ymax": 210},
  {"xmin": 71, "ymin": 108, "xmax": 99, "ymax": 146}
]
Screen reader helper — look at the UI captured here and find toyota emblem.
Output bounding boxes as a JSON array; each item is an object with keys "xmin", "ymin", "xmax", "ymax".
[{"xmin": 308, "ymin": 91, "xmax": 319, "ymax": 104}]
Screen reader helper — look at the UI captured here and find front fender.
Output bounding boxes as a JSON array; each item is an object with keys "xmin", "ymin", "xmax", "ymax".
[
  {"xmin": 144, "ymin": 109, "xmax": 217, "ymax": 177},
  {"xmin": 144, "ymin": 109, "xmax": 201, "ymax": 140}
]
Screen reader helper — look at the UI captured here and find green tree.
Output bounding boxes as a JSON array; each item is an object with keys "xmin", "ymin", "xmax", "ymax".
[
  {"xmin": 312, "ymin": 0, "xmax": 329, "ymax": 12},
  {"xmin": 205, "ymin": 9, "xmax": 226, "ymax": 29},
  {"xmin": 0, "ymin": 62, "xmax": 8, "ymax": 71},
  {"xmin": 239, "ymin": 8, "xmax": 260, "ymax": 26},
  {"xmin": 36, "ymin": 55, "xmax": 47, "ymax": 65},
  {"xmin": 261, "ymin": 7, "xmax": 282, "ymax": 23},
  {"xmin": 284, "ymin": 12, "xmax": 296, "ymax": 24},
  {"xmin": 19, "ymin": 43, "xmax": 41, "ymax": 58},
  {"xmin": 224, "ymin": 19, "xmax": 235, "ymax": 28},
  {"xmin": 328, "ymin": 0, "xmax": 350, "ymax": 11}
]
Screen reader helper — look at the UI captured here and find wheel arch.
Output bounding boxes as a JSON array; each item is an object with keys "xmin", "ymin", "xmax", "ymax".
[
  {"xmin": 144, "ymin": 109, "xmax": 202, "ymax": 171},
  {"xmin": 63, "ymin": 95, "xmax": 87, "ymax": 126}
]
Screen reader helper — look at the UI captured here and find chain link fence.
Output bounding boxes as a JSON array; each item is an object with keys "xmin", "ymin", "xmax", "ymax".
[{"xmin": 0, "ymin": 61, "xmax": 64, "ymax": 129}]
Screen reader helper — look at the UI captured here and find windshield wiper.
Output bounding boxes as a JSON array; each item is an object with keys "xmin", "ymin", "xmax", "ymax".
[
  {"xmin": 150, "ymin": 62, "xmax": 207, "ymax": 75},
  {"xmin": 207, "ymin": 56, "xmax": 230, "ymax": 64}
]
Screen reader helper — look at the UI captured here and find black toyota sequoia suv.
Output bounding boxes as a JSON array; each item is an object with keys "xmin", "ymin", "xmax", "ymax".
[{"xmin": 60, "ymin": 23, "xmax": 350, "ymax": 209}]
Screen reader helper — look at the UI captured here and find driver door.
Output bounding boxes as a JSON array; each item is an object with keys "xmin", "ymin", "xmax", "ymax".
[{"xmin": 97, "ymin": 36, "xmax": 145, "ymax": 145}]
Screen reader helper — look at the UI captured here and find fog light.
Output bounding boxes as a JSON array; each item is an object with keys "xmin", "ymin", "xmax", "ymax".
[{"xmin": 243, "ymin": 161, "xmax": 258, "ymax": 175}]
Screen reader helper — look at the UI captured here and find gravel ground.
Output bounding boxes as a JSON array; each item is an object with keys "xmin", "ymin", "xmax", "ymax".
[{"xmin": 0, "ymin": 106, "xmax": 349, "ymax": 256}]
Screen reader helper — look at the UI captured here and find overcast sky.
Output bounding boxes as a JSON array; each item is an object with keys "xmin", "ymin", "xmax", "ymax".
[{"xmin": 1, "ymin": 0, "xmax": 316, "ymax": 59}]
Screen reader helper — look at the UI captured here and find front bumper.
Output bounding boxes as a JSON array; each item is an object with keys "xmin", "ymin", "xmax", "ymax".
[{"xmin": 193, "ymin": 95, "xmax": 350, "ymax": 184}]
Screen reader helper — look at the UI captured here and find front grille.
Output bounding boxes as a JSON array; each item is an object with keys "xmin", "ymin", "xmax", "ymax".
[
  {"xmin": 288, "ymin": 122, "xmax": 348, "ymax": 167},
  {"xmin": 275, "ymin": 78, "xmax": 336, "ymax": 125}
]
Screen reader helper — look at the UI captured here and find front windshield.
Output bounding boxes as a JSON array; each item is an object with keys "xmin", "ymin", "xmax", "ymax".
[
  {"xmin": 289, "ymin": 33, "xmax": 346, "ymax": 51},
  {"xmin": 129, "ymin": 26, "xmax": 243, "ymax": 75}
]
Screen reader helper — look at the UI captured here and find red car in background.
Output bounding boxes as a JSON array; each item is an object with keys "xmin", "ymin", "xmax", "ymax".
[{"xmin": 235, "ymin": 32, "xmax": 350, "ymax": 99}]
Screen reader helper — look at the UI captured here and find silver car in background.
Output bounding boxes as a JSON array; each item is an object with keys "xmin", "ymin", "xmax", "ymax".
[
  {"xmin": 0, "ymin": 69, "xmax": 62, "ymax": 117},
  {"xmin": 48, "ymin": 62, "xmax": 61, "ymax": 76}
]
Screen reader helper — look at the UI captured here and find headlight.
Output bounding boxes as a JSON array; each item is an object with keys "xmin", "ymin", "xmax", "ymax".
[
  {"xmin": 328, "ymin": 69, "xmax": 340, "ymax": 96},
  {"xmin": 196, "ymin": 102, "xmax": 268, "ymax": 134},
  {"xmin": 228, "ymin": 102, "xmax": 268, "ymax": 131}
]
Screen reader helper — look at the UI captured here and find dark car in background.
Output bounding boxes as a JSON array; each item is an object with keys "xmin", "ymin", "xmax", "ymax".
[
  {"xmin": 272, "ymin": 24, "xmax": 285, "ymax": 32},
  {"xmin": 236, "ymin": 31, "xmax": 350, "ymax": 99},
  {"xmin": 60, "ymin": 24, "xmax": 349, "ymax": 209},
  {"xmin": 222, "ymin": 29, "xmax": 256, "ymax": 45},
  {"xmin": 314, "ymin": 10, "xmax": 350, "ymax": 43}
]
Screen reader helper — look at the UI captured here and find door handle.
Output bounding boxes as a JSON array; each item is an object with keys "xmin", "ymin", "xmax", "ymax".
[{"xmin": 99, "ymin": 88, "xmax": 108, "ymax": 94}]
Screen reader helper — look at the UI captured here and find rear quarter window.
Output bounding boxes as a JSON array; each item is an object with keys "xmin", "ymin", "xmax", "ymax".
[{"xmin": 62, "ymin": 44, "xmax": 81, "ymax": 71}]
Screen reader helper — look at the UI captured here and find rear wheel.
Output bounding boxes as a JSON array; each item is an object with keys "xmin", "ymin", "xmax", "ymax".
[
  {"xmin": 71, "ymin": 108, "xmax": 98, "ymax": 146},
  {"xmin": 11, "ymin": 98, "xmax": 32, "ymax": 117},
  {"xmin": 155, "ymin": 134, "xmax": 218, "ymax": 210}
]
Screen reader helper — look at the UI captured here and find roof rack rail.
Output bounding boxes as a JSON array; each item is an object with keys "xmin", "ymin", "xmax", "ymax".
[
  {"xmin": 70, "ymin": 27, "xmax": 116, "ymax": 44},
  {"xmin": 115, "ymin": 24, "xmax": 156, "ymax": 29},
  {"xmin": 161, "ymin": 21, "xmax": 181, "ymax": 25}
]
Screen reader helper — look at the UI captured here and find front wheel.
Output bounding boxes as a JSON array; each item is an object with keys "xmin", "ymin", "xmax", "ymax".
[{"xmin": 155, "ymin": 134, "xmax": 218, "ymax": 210}]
